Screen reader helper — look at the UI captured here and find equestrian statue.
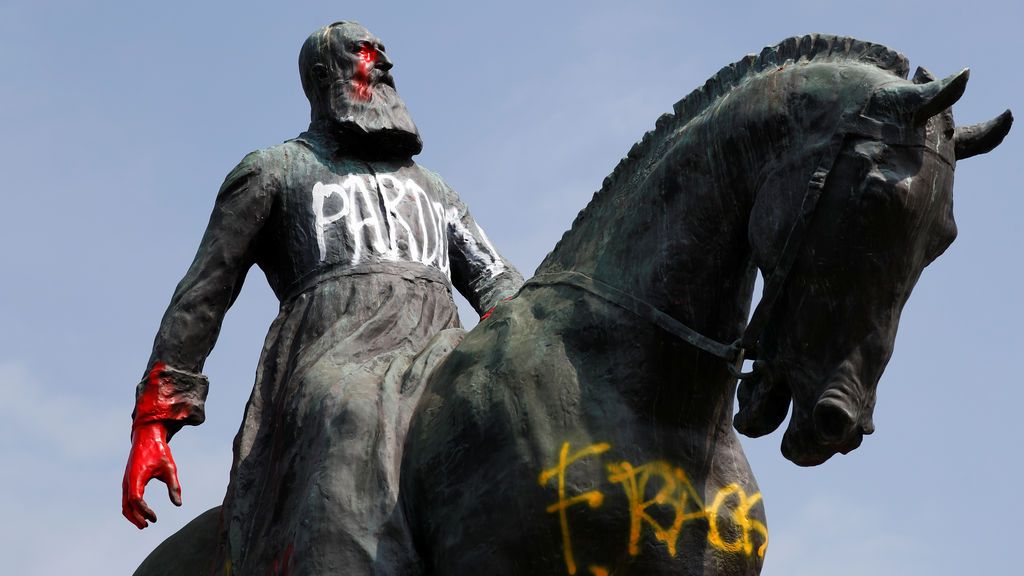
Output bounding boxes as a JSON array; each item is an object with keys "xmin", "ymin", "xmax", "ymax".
[{"xmin": 132, "ymin": 31, "xmax": 1012, "ymax": 576}]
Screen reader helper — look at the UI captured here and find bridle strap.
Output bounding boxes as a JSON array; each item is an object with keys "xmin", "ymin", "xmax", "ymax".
[
  {"xmin": 522, "ymin": 271, "xmax": 739, "ymax": 361},
  {"xmin": 739, "ymin": 112, "xmax": 855, "ymax": 357}
]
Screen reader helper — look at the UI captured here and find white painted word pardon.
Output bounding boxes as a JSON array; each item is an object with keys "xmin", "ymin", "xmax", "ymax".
[{"xmin": 312, "ymin": 174, "xmax": 450, "ymax": 273}]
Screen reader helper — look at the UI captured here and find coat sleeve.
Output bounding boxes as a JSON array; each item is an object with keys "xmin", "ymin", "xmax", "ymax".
[
  {"xmin": 442, "ymin": 181, "xmax": 524, "ymax": 316},
  {"xmin": 133, "ymin": 150, "xmax": 273, "ymax": 437}
]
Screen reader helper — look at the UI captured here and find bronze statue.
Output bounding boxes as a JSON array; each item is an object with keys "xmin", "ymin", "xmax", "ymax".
[
  {"xmin": 396, "ymin": 35, "xmax": 1011, "ymax": 575},
  {"xmin": 131, "ymin": 32, "xmax": 1012, "ymax": 576},
  {"xmin": 125, "ymin": 21, "xmax": 523, "ymax": 575}
]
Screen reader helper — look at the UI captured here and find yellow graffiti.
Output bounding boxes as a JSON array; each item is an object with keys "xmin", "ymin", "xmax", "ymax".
[
  {"xmin": 606, "ymin": 460, "xmax": 706, "ymax": 556},
  {"xmin": 538, "ymin": 442, "xmax": 612, "ymax": 575},
  {"xmin": 707, "ymin": 483, "xmax": 769, "ymax": 558},
  {"xmin": 540, "ymin": 442, "xmax": 767, "ymax": 575}
]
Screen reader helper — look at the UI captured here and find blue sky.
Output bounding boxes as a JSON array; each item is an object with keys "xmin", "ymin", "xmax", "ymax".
[{"xmin": 0, "ymin": 1, "xmax": 1020, "ymax": 574}]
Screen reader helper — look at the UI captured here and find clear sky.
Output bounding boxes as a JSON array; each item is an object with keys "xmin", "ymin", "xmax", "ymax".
[{"xmin": 0, "ymin": 1, "xmax": 1020, "ymax": 574}]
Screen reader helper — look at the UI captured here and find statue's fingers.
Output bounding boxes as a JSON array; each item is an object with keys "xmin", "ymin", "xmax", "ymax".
[
  {"xmin": 137, "ymin": 498, "xmax": 158, "ymax": 524},
  {"xmin": 122, "ymin": 458, "xmax": 148, "ymax": 528},
  {"xmin": 122, "ymin": 496, "xmax": 155, "ymax": 529},
  {"xmin": 122, "ymin": 502, "xmax": 146, "ymax": 529},
  {"xmin": 127, "ymin": 465, "xmax": 160, "ymax": 523},
  {"xmin": 121, "ymin": 479, "xmax": 141, "ymax": 528},
  {"xmin": 161, "ymin": 461, "xmax": 182, "ymax": 507}
]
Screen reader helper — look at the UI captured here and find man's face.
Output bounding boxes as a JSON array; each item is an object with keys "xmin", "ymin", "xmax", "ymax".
[
  {"xmin": 332, "ymin": 24, "xmax": 394, "ymax": 102},
  {"xmin": 320, "ymin": 23, "xmax": 421, "ymax": 157}
]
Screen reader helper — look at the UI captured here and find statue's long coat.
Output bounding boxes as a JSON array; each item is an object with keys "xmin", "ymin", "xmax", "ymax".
[{"xmin": 140, "ymin": 128, "xmax": 522, "ymax": 575}]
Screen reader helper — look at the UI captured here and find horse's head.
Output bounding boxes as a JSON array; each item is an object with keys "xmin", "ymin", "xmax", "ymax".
[{"xmin": 735, "ymin": 63, "xmax": 1012, "ymax": 466}]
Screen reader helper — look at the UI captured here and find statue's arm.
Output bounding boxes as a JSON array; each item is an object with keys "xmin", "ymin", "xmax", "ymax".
[
  {"xmin": 122, "ymin": 150, "xmax": 272, "ymax": 528},
  {"xmin": 443, "ymin": 182, "xmax": 524, "ymax": 317}
]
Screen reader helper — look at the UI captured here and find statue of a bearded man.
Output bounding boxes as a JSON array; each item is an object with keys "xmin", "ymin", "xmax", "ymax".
[{"xmin": 123, "ymin": 21, "xmax": 523, "ymax": 575}]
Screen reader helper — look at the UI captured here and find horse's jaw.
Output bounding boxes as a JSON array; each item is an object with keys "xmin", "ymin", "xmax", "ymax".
[
  {"xmin": 733, "ymin": 363, "xmax": 871, "ymax": 466},
  {"xmin": 733, "ymin": 367, "xmax": 791, "ymax": 438},
  {"xmin": 780, "ymin": 422, "xmax": 865, "ymax": 467}
]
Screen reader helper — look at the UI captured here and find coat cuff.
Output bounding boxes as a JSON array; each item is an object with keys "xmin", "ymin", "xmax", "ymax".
[{"xmin": 132, "ymin": 363, "xmax": 209, "ymax": 439}]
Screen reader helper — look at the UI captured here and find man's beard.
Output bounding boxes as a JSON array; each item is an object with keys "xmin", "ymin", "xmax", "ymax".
[{"xmin": 325, "ymin": 75, "xmax": 423, "ymax": 159}]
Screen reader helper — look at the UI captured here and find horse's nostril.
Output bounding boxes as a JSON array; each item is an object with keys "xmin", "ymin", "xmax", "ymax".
[{"xmin": 813, "ymin": 397, "xmax": 857, "ymax": 444}]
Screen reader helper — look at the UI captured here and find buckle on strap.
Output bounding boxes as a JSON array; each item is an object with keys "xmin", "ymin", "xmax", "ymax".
[{"xmin": 727, "ymin": 340, "xmax": 759, "ymax": 380}]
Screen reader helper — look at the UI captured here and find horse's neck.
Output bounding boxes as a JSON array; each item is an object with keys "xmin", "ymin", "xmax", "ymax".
[
  {"xmin": 540, "ymin": 120, "xmax": 760, "ymax": 348},
  {"xmin": 535, "ymin": 120, "xmax": 765, "ymax": 427}
]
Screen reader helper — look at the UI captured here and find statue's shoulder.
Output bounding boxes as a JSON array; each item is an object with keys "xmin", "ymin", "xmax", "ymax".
[
  {"xmin": 222, "ymin": 137, "xmax": 324, "ymax": 188},
  {"xmin": 413, "ymin": 163, "xmax": 443, "ymax": 181},
  {"xmin": 255, "ymin": 136, "xmax": 321, "ymax": 166},
  {"xmin": 409, "ymin": 163, "xmax": 454, "ymax": 193},
  {"xmin": 214, "ymin": 138, "xmax": 321, "ymax": 198}
]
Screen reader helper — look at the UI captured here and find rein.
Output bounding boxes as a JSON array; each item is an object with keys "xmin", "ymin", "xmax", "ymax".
[
  {"xmin": 523, "ymin": 271, "xmax": 738, "ymax": 361},
  {"xmin": 524, "ymin": 106, "xmax": 907, "ymax": 380}
]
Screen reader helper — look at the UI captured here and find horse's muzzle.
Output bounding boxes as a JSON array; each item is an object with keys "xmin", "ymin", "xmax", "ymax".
[{"xmin": 813, "ymin": 390, "xmax": 860, "ymax": 445}]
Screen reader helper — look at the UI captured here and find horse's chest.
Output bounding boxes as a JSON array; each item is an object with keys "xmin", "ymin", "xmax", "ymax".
[{"xmin": 528, "ymin": 437, "xmax": 767, "ymax": 575}]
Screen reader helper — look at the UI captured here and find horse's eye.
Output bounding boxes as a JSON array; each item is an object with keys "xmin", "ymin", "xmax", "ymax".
[{"xmin": 858, "ymin": 170, "xmax": 901, "ymax": 211}]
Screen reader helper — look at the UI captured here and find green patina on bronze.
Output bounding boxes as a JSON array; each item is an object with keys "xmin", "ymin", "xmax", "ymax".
[
  {"xmin": 397, "ymin": 34, "xmax": 1010, "ymax": 575},
  {"xmin": 133, "ymin": 30, "xmax": 1011, "ymax": 576}
]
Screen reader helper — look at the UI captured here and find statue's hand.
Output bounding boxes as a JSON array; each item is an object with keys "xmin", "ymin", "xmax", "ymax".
[{"xmin": 121, "ymin": 421, "xmax": 181, "ymax": 529}]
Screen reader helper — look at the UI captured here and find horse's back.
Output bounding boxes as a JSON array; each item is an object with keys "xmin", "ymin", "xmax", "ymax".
[{"xmin": 133, "ymin": 506, "xmax": 220, "ymax": 576}]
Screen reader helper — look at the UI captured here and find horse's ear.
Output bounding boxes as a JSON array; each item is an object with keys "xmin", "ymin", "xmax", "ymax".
[
  {"xmin": 955, "ymin": 109, "xmax": 1014, "ymax": 160},
  {"xmin": 911, "ymin": 69, "xmax": 970, "ymax": 125},
  {"xmin": 878, "ymin": 69, "xmax": 970, "ymax": 125},
  {"xmin": 912, "ymin": 66, "xmax": 936, "ymax": 84}
]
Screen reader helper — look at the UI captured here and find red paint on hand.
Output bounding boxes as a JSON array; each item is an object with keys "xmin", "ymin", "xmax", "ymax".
[
  {"xmin": 132, "ymin": 362, "xmax": 192, "ymax": 424},
  {"xmin": 121, "ymin": 362, "xmax": 183, "ymax": 529}
]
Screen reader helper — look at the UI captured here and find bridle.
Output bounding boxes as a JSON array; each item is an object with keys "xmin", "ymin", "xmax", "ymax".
[{"xmin": 522, "ymin": 99, "xmax": 941, "ymax": 381}]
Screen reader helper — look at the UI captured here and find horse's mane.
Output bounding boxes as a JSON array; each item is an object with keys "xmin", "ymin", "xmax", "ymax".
[{"xmin": 540, "ymin": 34, "xmax": 910, "ymax": 271}]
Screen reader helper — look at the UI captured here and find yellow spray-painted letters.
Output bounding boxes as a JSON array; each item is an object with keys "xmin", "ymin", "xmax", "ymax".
[{"xmin": 540, "ymin": 442, "xmax": 767, "ymax": 575}]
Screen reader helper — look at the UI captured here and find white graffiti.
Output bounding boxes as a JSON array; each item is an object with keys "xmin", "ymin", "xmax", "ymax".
[
  {"xmin": 472, "ymin": 221, "xmax": 506, "ymax": 279},
  {"xmin": 312, "ymin": 175, "xmax": 449, "ymax": 274}
]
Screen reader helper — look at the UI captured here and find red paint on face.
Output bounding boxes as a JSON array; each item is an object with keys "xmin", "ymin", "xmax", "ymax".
[{"xmin": 352, "ymin": 45, "xmax": 378, "ymax": 101}]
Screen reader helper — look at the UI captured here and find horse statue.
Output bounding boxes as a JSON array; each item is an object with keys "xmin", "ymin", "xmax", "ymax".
[
  {"xmin": 392, "ymin": 34, "xmax": 1012, "ymax": 575},
  {"xmin": 133, "ymin": 34, "xmax": 1011, "ymax": 576}
]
